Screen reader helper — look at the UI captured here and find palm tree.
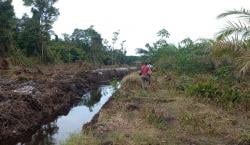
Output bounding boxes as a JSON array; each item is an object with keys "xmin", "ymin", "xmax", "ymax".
[
  {"xmin": 136, "ymin": 46, "xmax": 153, "ymax": 62},
  {"xmin": 217, "ymin": 8, "xmax": 250, "ymax": 41},
  {"xmin": 136, "ymin": 48, "xmax": 149, "ymax": 55},
  {"xmin": 217, "ymin": 8, "xmax": 250, "ymax": 76}
]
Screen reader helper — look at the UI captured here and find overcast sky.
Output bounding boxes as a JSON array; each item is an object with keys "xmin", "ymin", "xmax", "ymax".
[{"xmin": 12, "ymin": 0, "xmax": 250, "ymax": 55}]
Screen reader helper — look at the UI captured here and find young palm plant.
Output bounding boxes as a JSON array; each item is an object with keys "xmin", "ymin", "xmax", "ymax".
[
  {"xmin": 217, "ymin": 8, "xmax": 250, "ymax": 76},
  {"xmin": 217, "ymin": 8, "xmax": 250, "ymax": 41}
]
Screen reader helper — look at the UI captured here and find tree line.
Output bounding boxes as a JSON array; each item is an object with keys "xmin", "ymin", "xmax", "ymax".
[
  {"xmin": 138, "ymin": 8, "xmax": 250, "ymax": 77},
  {"xmin": 137, "ymin": 8, "xmax": 250, "ymax": 107},
  {"xmin": 0, "ymin": 0, "xmax": 138, "ymax": 66}
]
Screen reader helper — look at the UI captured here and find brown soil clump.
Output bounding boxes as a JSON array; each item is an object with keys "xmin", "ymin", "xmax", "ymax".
[
  {"xmin": 0, "ymin": 58, "xmax": 9, "ymax": 70},
  {"xmin": 0, "ymin": 64, "xmax": 133, "ymax": 145}
]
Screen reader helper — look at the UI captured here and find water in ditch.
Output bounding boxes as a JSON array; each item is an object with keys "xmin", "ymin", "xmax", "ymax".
[{"xmin": 18, "ymin": 85, "xmax": 116, "ymax": 145}]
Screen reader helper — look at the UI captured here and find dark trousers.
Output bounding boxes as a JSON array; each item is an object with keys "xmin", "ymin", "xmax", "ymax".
[{"xmin": 141, "ymin": 75, "xmax": 150, "ymax": 88}]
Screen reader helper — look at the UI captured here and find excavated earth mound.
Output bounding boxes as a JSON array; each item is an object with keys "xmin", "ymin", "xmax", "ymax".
[{"xmin": 0, "ymin": 66, "xmax": 134, "ymax": 145}]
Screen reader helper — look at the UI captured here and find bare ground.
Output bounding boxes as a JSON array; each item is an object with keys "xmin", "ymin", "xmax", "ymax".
[{"xmin": 0, "ymin": 63, "xmax": 132, "ymax": 145}]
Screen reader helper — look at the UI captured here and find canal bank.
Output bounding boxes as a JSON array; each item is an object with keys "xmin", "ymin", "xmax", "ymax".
[
  {"xmin": 19, "ymin": 85, "xmax": 117, "ymax": 145},
  {"xmin": 0, "ymin": 65, "xmax": 134, "ymax": 145},
  {"xmin": 64, "ymin": 73, "xmax": 250, "ymax": 145}
]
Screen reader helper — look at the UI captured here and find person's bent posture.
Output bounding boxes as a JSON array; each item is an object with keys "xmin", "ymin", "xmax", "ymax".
[{"xmin": 139, "ymin": 63, "xmax": 152, "ymax": 89}]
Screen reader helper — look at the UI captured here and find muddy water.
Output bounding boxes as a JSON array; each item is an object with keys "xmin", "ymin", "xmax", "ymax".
[{"xmin": 17, "ymin": 85, "xmax": 116, "ymax": 145}]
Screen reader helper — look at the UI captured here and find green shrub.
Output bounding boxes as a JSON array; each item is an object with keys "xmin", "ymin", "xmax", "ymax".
[
  {"xmin": 152, "ymin": 44, "xmax": 214, "ymax": 74},
  {"xmin": 176, "ymin": 75, "xmax": 193, "ymax": 91},
  {"xmin": 9, "ymin": 49, "xmax": 34, "ymax": 67},
  {"xmin": 222, "ymin": 88, "xmax": 241, "ymax": 103},
  {"xmin": 175, "ymin": 52, "xmax": 213, "ymax": 74},
  {"xmin": 214, "ymin": 65, "xmax": 237, "ymax": 85},
  {"xmin": 188, "ymin": 81, "xmax": 222, "ymax": 100},
  {"xmin": 222, "ymin": 88, "xmax": 250, "ymax": 104},
  {"xmin": 188, "ymin": 79, "xmax": 249, "ymax": 106}
]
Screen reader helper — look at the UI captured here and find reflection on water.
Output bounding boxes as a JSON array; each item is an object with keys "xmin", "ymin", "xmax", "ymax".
[
  {"xmin": 24, "ymin": 123, "xmax": 59, "ymax": 145},
  {"xmin": 18, "ymin": 85, "xmax": 115, "ymax": 145},
  {"xmin": 82, "ymin": 88, "xmax": 102, "ymax": 111}
]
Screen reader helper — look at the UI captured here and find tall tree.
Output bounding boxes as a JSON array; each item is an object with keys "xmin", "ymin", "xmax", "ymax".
[
  {"xmin": 70, "ymin": 26, "xmax": 104, "ymax": 64},
  {"xmin": 0, "ymin": 0, "xmax": 15, "ymax": 57},
  {"xmin": 155, "ymin": 28, "xmax": 170, "ymax": 48},
  {"xmin": 16, "ymin": 14, "xmax": 40, "ymax": 56},
  {"xmin": 136, "ymin": 29, "xmax": 171, "ymax": 61},
  {"xmin": 112, "ymin": 30, "xmax": 120, "ymax": 65},
  {"xmin": 22, "ymin": 0, "xmax": 59, "ymax": 62},
  {"xmin": 86, "ymin": 26, "xmax": 103, "ymax": 64}
]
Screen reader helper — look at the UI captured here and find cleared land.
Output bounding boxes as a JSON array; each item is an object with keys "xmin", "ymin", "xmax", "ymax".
[{"xmin": 64, "ymin": 73, "xmax": 250, "ymax": 145}]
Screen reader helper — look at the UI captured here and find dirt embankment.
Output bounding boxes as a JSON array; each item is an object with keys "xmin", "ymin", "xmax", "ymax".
[
  {"xmin": 0, "ymin": 64, "xmax": 134, "ymax": 145},
  {"xmin": 78, "ymin": 73, "xmax": 250, "ymax": 145}
]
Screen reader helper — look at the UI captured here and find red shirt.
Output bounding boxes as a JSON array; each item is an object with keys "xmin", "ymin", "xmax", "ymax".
[{"xmin": 140, "ymin": 65, "xmax": 150, "ymax": 76}]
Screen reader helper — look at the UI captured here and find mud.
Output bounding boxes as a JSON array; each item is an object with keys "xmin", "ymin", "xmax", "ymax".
[
  {"xmin": 0, "ymin": 58, "xmax": 9, "ymax": 70},
  {"xmin": 0, "ymin": 65, "xmax": 134, "ymax": 145}
]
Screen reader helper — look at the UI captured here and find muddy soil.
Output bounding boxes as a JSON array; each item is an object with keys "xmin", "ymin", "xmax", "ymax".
[
  {"xmin": 0, "ymin": 64, "xmax": 134, "ymax": 145},
  {"xmin": 0, "ymin": 58, "xmax": 9, "ymax": 70}
]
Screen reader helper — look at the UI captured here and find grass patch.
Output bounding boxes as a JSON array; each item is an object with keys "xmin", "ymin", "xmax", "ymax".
[
  {"xmin": 146, "ymin": 109, "xmax": 168, "ymax": 129},
  {"xmin": 239, "ymin": 132, "xmax": 250, "ymax": 144},
  {"xmin": 62, "ymin": 132, "xmax": 101, "ymax": 145},
  {"xmin": 121, "ymin": 73, "xmax": 142, "ymax": 91}
]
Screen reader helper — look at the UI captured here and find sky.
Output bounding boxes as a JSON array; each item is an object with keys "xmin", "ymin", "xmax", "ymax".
[{"xmin": 12, "ymin": 0, "xmax": 250, "ymax": 55}]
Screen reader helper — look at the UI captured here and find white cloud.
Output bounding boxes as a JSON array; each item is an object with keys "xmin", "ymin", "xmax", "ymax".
[{"xmin": 12, "ymin": 0, "xmax": 250, "ymax": 55}]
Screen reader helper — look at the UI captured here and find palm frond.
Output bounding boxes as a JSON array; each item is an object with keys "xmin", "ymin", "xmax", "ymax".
[
  {"xmin": 136, "ymin": 48, "xmax": 149, "ymax": 55},
  {"xmin": 217, "ymin": 8, "xmax": 250, "ymax": 77},
  {"xmin": 237, "ymin": 51, "xmax": 250, "ymax": 76},
  {"xmin": 242, "ymin": 28, "xmax": 250, "ymax": 39},
  {"xmin": 217, "ymin": 8, "xmax": 250, "ymax": 19},
  {"xmin": 217, "ymin": 20, "xmax": 249, "ymax": 41},
  {"xmin": 212, "ymin": 41, "xmax": 235, "ymax": 57}
]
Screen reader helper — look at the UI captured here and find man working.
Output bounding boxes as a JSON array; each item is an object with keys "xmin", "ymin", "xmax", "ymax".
[{"xmin": 139, "ymin": 62, "xmax": 152, "ymax": 88}]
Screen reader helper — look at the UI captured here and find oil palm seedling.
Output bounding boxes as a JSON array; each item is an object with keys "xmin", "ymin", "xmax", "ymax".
[{"xmin": 217, "ymin": 8, "xmax": 250, "ymax": 76}]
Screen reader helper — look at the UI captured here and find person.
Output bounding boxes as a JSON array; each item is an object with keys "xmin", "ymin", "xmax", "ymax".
[
  {"xmin": 147, "ymin": 63, "xmax": 153, "ymax": 84},
  {"xmin": 139, "ymin": 62, "xmax": 152, "ymax": 88},
  {"xmin": 148, "ymin": 63, "xmax": 153, "ymax": 70}
]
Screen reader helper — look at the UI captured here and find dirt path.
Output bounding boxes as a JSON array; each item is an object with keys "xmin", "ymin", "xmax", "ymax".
[
  {"xmin": 0, "ymin": 64, "xmax": 135, "ymax": 145},
  {"xmin": 70, "ymin": 73, "xmax": 250, "ymax": 145}
]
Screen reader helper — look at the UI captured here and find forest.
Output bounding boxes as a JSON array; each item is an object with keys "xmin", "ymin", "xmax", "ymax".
[{"xmin": 0, "ymin": 0, "xmax": 138, "ymax": 67}]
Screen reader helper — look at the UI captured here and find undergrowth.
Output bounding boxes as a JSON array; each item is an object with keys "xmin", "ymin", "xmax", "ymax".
[
  {"xmin": 146, "ymin": 109, "xmax": 168, "ymax": 129},
  {"xmin": 8, "ymin": 49, "xmax": 34, "ymax": 67}
]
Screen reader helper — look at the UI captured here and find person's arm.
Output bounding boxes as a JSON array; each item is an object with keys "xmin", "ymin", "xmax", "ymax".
[
  {"xmin": 139, "ymin": 66, "xmax": 143, "ymax": 75},
  {"xmin": 148, "ymin": 67, "xmax": 152, "ymax": 75}
]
